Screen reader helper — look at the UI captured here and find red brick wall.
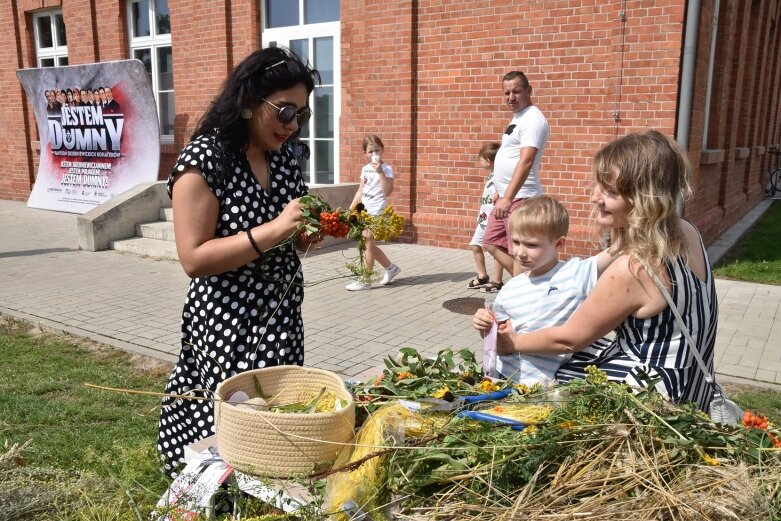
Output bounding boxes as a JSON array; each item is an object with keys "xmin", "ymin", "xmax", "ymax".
[
  {"xmin": 341, "ymin": 1, "xmax": 687, "ymax": 255},
  {"xmin": 686, "ymin": 0, "xmax": 781, "ymax": 243},
  {"xmin": 0, "ymin": 2, "xmax": 35, "ymax": 201},
  {"xmin": 164, "ymin": 0, "xmax": 261, "ymax": 175}
]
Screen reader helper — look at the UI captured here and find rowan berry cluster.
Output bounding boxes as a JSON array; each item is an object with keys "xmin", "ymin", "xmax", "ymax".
[
  {"xmin": 318, "ymin": 210, "xmax": 350, "ymax": 238},
  {"xmin": 743, "ymin": 410, "xmax": 781, "ymax": 448}
]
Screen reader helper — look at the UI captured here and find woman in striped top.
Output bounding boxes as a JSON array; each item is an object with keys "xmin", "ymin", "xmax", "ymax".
[{"xmin": 494, "ymin": 130, "xmax": 718, "ymax": 412}]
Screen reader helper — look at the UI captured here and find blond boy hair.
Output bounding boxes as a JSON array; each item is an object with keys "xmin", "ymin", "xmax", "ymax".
[{"xmin": 508, "ymin": 195, "xmax": 569, "ymax": 241}]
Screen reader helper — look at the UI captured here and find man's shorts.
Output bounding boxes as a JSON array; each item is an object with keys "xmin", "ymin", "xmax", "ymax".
[{"xmin": 482, "ymin": 198, "xmax": 527, "ymax": 252}]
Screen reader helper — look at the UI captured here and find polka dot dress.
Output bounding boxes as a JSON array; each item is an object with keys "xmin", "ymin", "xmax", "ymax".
[{"xmin": 157, "ymin": 133, "xmax": 307, "ymax": 474}]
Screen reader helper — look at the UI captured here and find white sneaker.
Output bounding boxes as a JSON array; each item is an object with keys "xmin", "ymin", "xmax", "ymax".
[
  {"xmin": 380, "ymin": 264, "xmax": 401, "ymax": 285},
  {"xmin": 346, "ymin": 280, "xmax": 372, "ymax": 291}
]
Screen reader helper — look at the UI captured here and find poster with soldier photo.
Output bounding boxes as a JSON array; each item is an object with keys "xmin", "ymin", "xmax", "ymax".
[{"xmin": 17, "ymin": 59, "xmax": 160, "ymax": 214}]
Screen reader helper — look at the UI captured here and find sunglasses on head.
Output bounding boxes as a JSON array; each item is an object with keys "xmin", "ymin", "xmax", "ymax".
[{"xmin": 261, "ymin": 99, "xmax": 312, "ymax": 127}]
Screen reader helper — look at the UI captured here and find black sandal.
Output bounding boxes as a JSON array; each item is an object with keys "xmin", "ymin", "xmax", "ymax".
[
  {"xmin": 468, "ymin": 275, "xmax": 490, "ymax": 289},
  {"xmin": 480, "ymin": 281, "xmax": 503, "ymax": 293}
]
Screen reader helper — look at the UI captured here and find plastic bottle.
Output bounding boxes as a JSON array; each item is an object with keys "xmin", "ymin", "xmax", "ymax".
[{"xmin": 482, "ymin": 296, "xmax": 498, "ymax": 378}]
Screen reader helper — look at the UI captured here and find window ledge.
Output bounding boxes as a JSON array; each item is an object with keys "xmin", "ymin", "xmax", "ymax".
[
  {"xmin": 735, "ymin": 147, "xmax": 751, "ymax": 160},
  {"xmin": 753, "ymin": 145, "xmax": 766, "ymax": 156},
  {"xmin": 700, "ymin": 148, "xmax": 725, "ymax": 165}
]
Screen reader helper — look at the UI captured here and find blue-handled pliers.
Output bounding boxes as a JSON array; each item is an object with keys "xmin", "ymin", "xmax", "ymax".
[
  {"xmin": 401, "ymin": 388, "xmax": 515, "ymax": 412},
  {"xmin": 457, "ymin": 410, "xmax": 526, "ymax": 431}
]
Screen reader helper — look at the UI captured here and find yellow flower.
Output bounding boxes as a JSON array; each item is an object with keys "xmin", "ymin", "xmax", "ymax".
[
  {"xmin": 514, "ymin": 382, "xmax": 540, "ymax": 395},
  {"xmin": 432, "ymin": 386, "xmax": 454, "ymax": 402},
  {"xmin": 702, "ymin": 453, "xmax": 720, "ymax": 466},
  {"xmin": 476, "ymin": 379, "xmax": 500, "ymax": 392},
  {"xmin": 584, "ymin": 365, "xmax": 608, "ymax": 385},
  {"xmin": 460, "ymin": 371, "xmax": 476, "ymax": 385},
  {"xmin": 396, "ymin": 371, "xmax": 414, "ymax": 381}
]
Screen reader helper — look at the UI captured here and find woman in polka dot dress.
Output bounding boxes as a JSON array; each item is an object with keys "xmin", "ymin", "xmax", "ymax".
[{"xmin": 157, "ymin": 47, "xmax": 321, "ymax": 474}]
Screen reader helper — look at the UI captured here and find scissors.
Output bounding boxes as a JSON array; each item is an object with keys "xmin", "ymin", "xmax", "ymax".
[{"xmin": 399, "ymin": 388, "xmax": 515, "ymax": 413}]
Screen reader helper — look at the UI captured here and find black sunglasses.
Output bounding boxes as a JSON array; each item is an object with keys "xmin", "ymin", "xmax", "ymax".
[{"xmin": 261, "ymin": 99, "xmax": 312, "ymax": 127}]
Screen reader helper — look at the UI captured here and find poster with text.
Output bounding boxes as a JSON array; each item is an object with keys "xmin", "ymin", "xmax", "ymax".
[{"xmin": 17, "ymin": 60, "xmax": 160, "ymax": 214}]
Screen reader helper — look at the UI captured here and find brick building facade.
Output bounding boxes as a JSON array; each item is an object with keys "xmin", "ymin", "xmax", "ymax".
[{"xmin": 3, "ymin": 1, "xmax": 780, "ymax": 254}]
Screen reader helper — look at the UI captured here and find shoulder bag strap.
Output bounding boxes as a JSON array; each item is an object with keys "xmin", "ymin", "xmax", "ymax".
[{"xmin": 639, "ymin": 260, "xmax": 715, "ymax": 386}]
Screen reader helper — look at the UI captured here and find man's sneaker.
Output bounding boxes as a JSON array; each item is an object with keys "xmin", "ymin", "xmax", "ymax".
[
  {"xmin": 380, "ymin": 264, "xmax": 401, "ymax": 286},
  {"xmin": 346, "ymin": 280, "xmax": 372, "ymax": 291}
]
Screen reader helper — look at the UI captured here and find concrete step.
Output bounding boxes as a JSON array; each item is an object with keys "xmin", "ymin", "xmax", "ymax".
[
  {"xmin": 111, "ymin": 236, "xmax": 179, "ymax": 261},
  {"xmin": 137, "ymin": 220, "xmax": 175, "ymax": 242},
  {"xmin": 160, "ymin": 207, "xmax": 173, "ymax": 221}
]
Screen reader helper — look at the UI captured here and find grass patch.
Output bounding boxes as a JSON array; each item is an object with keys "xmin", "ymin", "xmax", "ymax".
[
  {"xmin": 713, "ymin": 200, "xmax": 781, "ymax": 284},
  {"xmin": 0, "ymin": 317, "xmax": 172, "ymax": 520},
  {"xmin": 725, "ymin": 382, "xmax": 781, "ymax": 425}
]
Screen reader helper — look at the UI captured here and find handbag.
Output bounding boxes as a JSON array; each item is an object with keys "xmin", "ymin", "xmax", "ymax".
[{"xmin": 641, "ymin": 262, "xmax": 743, "ymax": 425}]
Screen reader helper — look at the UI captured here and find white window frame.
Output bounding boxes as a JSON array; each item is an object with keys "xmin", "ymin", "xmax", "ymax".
[
  {"xmin": 261, "ymin": 2, "xmax": 341, "ymax": 185},
  {"xmin": 126, "ymin": 0, "xmax": 174, "ymax": 142},
  {"xmin": 33, "ymin": 10, "xmax": 68, "ymax": 68},
  {"xmin": 702, "ymin": 0, "xmax": 721, "ymax": 149}
]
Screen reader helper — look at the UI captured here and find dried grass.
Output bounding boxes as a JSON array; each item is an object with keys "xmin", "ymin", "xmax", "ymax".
[{"xmin": 398, "ymin": 423, "xmax": 780, "ymax": 521}]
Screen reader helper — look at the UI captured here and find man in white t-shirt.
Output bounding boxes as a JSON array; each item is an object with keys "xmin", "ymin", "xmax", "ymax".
[{"xmin": 482, "ymin": 71, "xmax": 549, "ymax": 280}]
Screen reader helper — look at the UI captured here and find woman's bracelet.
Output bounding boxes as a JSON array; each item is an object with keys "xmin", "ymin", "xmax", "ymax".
[{"xmin": 246, "ymin": 229, "xmax": 263, "ymax": 257}]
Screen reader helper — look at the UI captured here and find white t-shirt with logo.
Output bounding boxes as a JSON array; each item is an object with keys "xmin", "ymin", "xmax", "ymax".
[
  {"xmin": 360, "ymin": 163, "xmax": 394, "ymax": 216},
  {"xmin": 493, "ymin": 256, "xmax": 603, "ymax": 384},
  {"xmin": 493, "ymin": 105, "xmax": 549, "ymax": 200}
]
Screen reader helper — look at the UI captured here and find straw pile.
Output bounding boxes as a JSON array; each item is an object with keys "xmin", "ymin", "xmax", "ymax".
[
  {"xmin": 338, "ymin": 357, "xmax": 781, "ymax": 520},
  {"xmin": 401, "ymin": 426, "xmax": 777, "ymax": 520}
]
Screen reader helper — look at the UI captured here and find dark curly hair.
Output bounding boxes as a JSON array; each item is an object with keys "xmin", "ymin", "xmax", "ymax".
[{"xmin": 193, "ymin": 46, "xmax": 320, "ymax": 179}]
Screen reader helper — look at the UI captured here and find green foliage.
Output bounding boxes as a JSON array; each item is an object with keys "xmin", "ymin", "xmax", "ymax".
[
  {"xmin": 355, "ymin": 357, "xmax": 781, "ymax": 516},
  {"xmin": 714, "ymin": 201, "xmax": 781, "ymax": 285},
  {"xmin": 350, "ymin": 347, "xmax": 488, "ymax": 411}
]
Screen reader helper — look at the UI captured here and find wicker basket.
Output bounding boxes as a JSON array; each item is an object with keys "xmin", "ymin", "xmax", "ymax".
[{"xmin": 214, "ymin": 366, "xmax": 356, "ymax": 477}]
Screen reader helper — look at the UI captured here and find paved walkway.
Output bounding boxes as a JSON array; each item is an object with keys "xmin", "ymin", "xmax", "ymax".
[{"xmin": 1, "ymin": 199, "xmax": 779, "ymax": 388}]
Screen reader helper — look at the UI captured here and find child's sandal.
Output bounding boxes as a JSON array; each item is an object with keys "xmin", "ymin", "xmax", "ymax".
[
  {"xmin": 480, "ymin": 281, "xmax": 503, "ymax": 293},
  {"xmin": 468, "ymin": 275, "xmax": 490, "ymax": 289}
]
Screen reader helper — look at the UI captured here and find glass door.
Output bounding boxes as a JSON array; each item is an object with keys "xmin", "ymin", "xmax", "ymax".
[{"xmin": 262, "ymin": 2, "xmax": 340, "ymax": 184}]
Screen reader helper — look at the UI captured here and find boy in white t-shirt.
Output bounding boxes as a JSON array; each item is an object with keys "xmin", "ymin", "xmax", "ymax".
[
  {"xmin": 473, "ymin": 195, "xmax": 613, "ymax": 384},
  {"xmin": 345, "ymin": 134, "xmax": 401, "ymax": 291}
]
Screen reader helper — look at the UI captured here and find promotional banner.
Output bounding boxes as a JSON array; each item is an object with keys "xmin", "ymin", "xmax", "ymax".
[{"xmin": 17, "ymin": 60, "xmax": 160, "ymax": 213}]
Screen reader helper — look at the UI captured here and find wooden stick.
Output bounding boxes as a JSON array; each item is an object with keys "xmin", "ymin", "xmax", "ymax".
[{"xmin": 85, "ymin": 383, "xmax": 216, "ymax": 402}]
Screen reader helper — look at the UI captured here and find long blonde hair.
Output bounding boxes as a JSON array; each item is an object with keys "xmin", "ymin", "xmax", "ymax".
[{"xmin": 593, "ymin": 130, "xmax": 692, "ymax": 266}]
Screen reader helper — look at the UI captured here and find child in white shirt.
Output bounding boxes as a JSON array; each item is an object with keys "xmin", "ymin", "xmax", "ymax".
[
  {"xmin": 473, "ymin": 195, "xmax": 613, "ymax": 384},
  {"xmin": 467, "ymin": 142, "xmax": 506, "ymax": 293},
  {"xmin": 345, "ymin": 134, "xmax": 401, "ymax": 291}
]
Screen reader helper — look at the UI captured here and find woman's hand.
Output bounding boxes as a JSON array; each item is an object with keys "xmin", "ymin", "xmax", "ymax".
[
  {"xmin": 473, "ymin": 308, "xmax": 495, "ymax": 333},
  {"xmin": 275, "ymin": 197, "xmax": 306, "ymax": 238}
]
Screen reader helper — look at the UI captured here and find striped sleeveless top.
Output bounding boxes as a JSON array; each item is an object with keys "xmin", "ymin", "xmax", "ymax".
[{"xmin": 557, "ymin": 235, "xmax": 718, "ymax": 412}]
